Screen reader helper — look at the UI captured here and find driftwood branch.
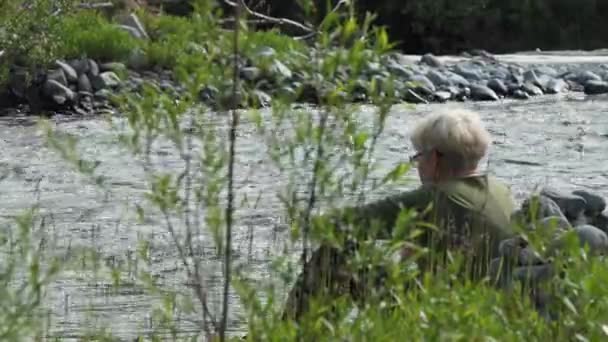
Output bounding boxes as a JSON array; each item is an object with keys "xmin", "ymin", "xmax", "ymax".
[
  {"xmin": 77, "ymin": 2, "xmax": 114, "ymax": 9},
  {"xmin": 223, "ymin": 0, "xmax": 314, "ymax": 33}
]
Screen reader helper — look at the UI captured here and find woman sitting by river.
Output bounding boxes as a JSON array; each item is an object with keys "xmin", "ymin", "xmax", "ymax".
[{"xmin": 282, "ymin": 107, "xmax": 517, "ymax": 321}]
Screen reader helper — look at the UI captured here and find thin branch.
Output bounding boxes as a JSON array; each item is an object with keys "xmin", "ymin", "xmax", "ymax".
[
  {"xmin": 77, "ymin": 2, "xmax": 114, "ymax": 9},
  {"xmin": 181, "ymin": 117, "xmax": 214, "ymax": 335},
  {"xmin": 223, "ymin": 0, "xmax": 314, "ymax": 33},
  {"xmin": 161, "ymin": 209, "xmax": 218, "ymax": 331},
  {"xmin": 220, "ymin": 0, "xmax": 242, "ymax": 340},
  {"xmin": 294, "ymin": 0, "xmax": 349, "ymax": 40},
  {"xmin": 297, "ymin": 110, "xmax": 329, "ymax": 320}
]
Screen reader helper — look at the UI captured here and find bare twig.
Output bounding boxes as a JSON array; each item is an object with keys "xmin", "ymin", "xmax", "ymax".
[
  {"xmin": 294, "ymin": 0, "xmax": 349, "ymax": 40},
  {"xmin": 220, "ymin": 0, "xmax": 242, "ymax": 340},
  {"xmin": 297, "ymin": 110, "xmax": 329, "ymax": 320},
  {"xmin": 181, "ymin": 116, "xmax": 215, "ymax": 335},
  {"xmin": 223, "ymin": 0, "xmax": 314, "ymax": 33},
  {"xmin": 77, "ymin": 2, "xmax": 114, "ymax": 9},
  {"xmin": 161, "ymin": 209, "xmax": 218, "ymax": 331}
]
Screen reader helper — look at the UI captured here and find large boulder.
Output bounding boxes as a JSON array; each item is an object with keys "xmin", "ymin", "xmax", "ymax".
[
  {"xmin": 469, "ymin": 84, "xmax": 498, "ymax": 101},
  {"xmin": 540, "ymin": 188, "xmax": 587, "ymax": 221}
]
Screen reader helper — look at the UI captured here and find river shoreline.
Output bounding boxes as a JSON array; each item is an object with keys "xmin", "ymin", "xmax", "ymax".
[{"xmin": 4, "ymin": 48, "xmax": 608, "ymax": 119}]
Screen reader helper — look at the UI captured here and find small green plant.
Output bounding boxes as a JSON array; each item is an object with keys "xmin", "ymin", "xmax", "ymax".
[{"xmin": 56, "ymin": 11, "xmax": 140, "ymax": 62}]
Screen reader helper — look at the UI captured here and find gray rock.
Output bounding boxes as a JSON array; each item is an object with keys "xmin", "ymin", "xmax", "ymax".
[
  {"xmin": 420, "ymin": 53, "xmax": 442, "ymax": 67},
  {"xmin": 534, "ymin": 66, "xmax": 558, "ymax": 77},
  {"xmin": 487, "ymin": 78, "xmax": 508, "ymax": 96},
  {"xmin": 255, "ymin": 46, "xmax": 276, "ymax": 58},
  {"xmin": 55, "ymin": 60, "xmax": 78, "ymax": 83},
  {"xmin": 574, "ymin": 224, "xmax": 608, "ymax": 253},
  {"xmin": 91, "ymin": 71, "xmax": 121, "ymax": 90},
  {"xmin": 540, "ymin": 188, "xmax": 587, "ymax": 220},
  {"xmin": 518, "ymin": 246, "xmax": 545, "ymax": 266},
  {"xmin": 42, "ymin": 79, "xmax": 75, "ymax": 105},
  {"xmin": 403, "ymin": 89, "xmax": 428, "ymax": 104},
  {"xmin": 523, "ymin": 69, "xmax": 542, "ymax": 88},
  {"xmin": 536, "ymin": 74, "xmax": 554, "ymax": 92},
  {"xmin": 77, "ymin": 74, "xmax": 93, "ymax": 93},
  {"xmin": 68, "ymin": 58, "xmax": 90, "ymax": 76},
  {"xmin": 453, "ymin": 64, "xmax": 483, "ymax": 81},
  {"xmin": 572, "ymin": 190, "xmax": 606, "ymax": 214},
  {"xmin": 513, "ymin": 264, "xmax": 554, "ymax": 283},
  {"xmin": 94, "ymin": 89, "xmax": 112, "ymax": 100},
  {"xmin": 598, "ymin": 70, "xmax": 608, "ymax": 81},
  {"xmin": 8, "ymin": 68, "xmax": 29, "ymax": 98},
  {"xmin": 119, "ymin": 13, "xmax": 148, "ymax": 39},
  {"xmin": 88, "ymin": 59, "xmax": 99, "ymax": 77},
  {"xmin": 584, "ymin": 80, "xmax": 608, "ymax": 95},
  {"xmin": 270, "ymin": 60, "xmax": 292, "ymax": 79},
  {"xmin": 566, "ymin": 79, "xmax": 585, "ymax": 92},
  {"xmin": 522, "ymin": 82, "xmax": 544, "ymax": 96},
  {"xmin": 426, "ymin": 70, "xmax": 450, "ymax": 87},
  {"xmin": 433, "ymin": 90, "xmax": 452, "ymax": 103},
  {"xmin": 469, "ymin": 84, "xmax": 499, "ymax": 101},
  {"xmin": 498, "ymin": 236, "xmax": 527, "ymax": 260},
  {"xmin": 455, "ymin": 86, "xmax": 471, "ymax": 101},
  {"xmin": 538, "ymin": 216, "xmax": 572, "ymax": 232},
  {"xmin": 252, "ymin": 90, "xmax": 271, "ymax": 107},
  {"xmin": 512, "ymin": 90, "xmax": 530, "ymax": 100},
  {"xmin": 444, "ymin": 71, "xmax": 470, "ymax": 87},
  {"xmin": 387, "ymin": 61, "xmax": 413, "ymax": 79},
  {"xmin": 47, "ymin": 69, "xmax": 67, "ymax": 87},
  {"xmin": 576, "ymin": 70, "xmax": 602, "ymax": 84},
  {"xmin": 407, "ymin": 74, "xmax": 436, "ymax": 94},
  {"xmin": 520, "ymin": 194, "xmax": 568, "ymax": 222},
  {"xmin": 99, "ymin": 62, "xmax": 126, "ymax": 73},
  {"xmin": 590, "ymin": 213, "xmax": 608, "ymax": 234},
  {"xmin": 77, "ymin": 91, "xmax": 93, "ymax": 99},
  {"xmin": 240, "ymin": 67, "xmax": 260, "ymax": 81},
  {"xmin": 545, "ymin": 78, "xmax": 569, "ymax": 94},
  {"xmin": 442, "ymin": 85, "xmax": 461, "ymax": 97},
  {"xmin": 508, "ymin": 72, "xmax": 524, "ymax": 85},
  {"xmin": 117, "ymin": 24, "xmax": 146, "ymax": 39}
]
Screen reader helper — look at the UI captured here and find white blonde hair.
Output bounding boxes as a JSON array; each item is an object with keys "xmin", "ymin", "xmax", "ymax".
[{"xmin": 410, "ymin": 108, "xmax": 491, "ymax": 170}]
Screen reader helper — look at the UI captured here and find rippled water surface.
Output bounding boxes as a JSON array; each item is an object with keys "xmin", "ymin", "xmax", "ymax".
[{"xmin": 2, "ymin": 89, "xmax": 608, "ymax": 339}]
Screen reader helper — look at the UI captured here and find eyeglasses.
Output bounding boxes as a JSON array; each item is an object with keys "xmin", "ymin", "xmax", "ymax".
[
  {"xmin": 409, "ymin": 149, "xmax": 443, "ymax": 163},
  {"xmin": 409, "ymin": 152, "xmax": 423, "ymax": 163}
]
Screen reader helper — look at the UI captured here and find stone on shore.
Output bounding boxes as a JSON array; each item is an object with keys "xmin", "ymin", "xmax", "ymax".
[
  {"xmin": 469, "ymin": 84, "xmax": 498, "ymax": 101},
  {"xmin": 91, "ymin": 72, "xmax": 121, "ymax": 90},
  {"xmin": 572, "ymin": 190, "xmax": 606, "ymax": 215},
  {"xmin": 545, "ymin": 78, "xmax": 569, "ymax": 94},
  {"xmin": 574, "ymin": 225, "xmax": 608, "ymax": 253},
  {"xmin": 43, "ymin": 79, "xmax": 75, "ymax": 105},
  {"xmin": 420, "ymin": 53, "xmax": 442, "ymax": 68},
  {"xmin": 487, "ymin": 78, "xmax": 508, "ymax": 96},
  {"xmin": 584, "ymin": 80, "xmax": 608, "ymax": 95},
  {"xmin": 55, "ymin": 60, "xmax": 78, "ymax": 83},
  {"xmin": 540, "ymin": 188, "xmax": 587, "ymax": 221}
]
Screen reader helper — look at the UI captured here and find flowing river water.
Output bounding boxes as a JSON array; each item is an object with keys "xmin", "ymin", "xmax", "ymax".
[{"xmin": 2, "ymin": 54, "xmax": 608, "ymax": 340}]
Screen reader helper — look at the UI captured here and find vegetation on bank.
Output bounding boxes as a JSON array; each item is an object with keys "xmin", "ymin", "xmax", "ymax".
[
  {"xmin": 1, "ymin": 0, "xmax": 608, "ymax": 341},
  {"xmin": 264, "ymin": 0, "xmax": 608, "ymax": 54}
]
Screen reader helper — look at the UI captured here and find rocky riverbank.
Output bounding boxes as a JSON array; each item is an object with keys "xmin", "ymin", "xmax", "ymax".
[
  {"xmin": 3, "ymin": 10, "xmax": 608, "ymax": 117},
  {"xmin": 4, "ymin": 49, "xmax": 608, "ymax": 117}
]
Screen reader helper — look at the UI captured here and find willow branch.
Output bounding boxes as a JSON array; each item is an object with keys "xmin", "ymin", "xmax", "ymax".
[
  {"xmin": 223, "ymin": 0, "xmax": 314, "ymax": 33},
  {"xmin": 220, "ymin": 0, "xmax": 241, "ymax": 340}
]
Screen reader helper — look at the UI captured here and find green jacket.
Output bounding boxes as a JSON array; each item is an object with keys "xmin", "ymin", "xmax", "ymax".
[
  {"xmin": 283, "ymin": 175, "xmax": 516, "ymax": 320},
  {"xmin": 342, "ymin": 174, "xmax": 516, "ymax": 275}
]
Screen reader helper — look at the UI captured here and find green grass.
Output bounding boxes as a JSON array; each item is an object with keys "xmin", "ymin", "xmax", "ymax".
[{"xmin": 56, "ymin": 12, "xmax": 140, "ymax": 62}]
